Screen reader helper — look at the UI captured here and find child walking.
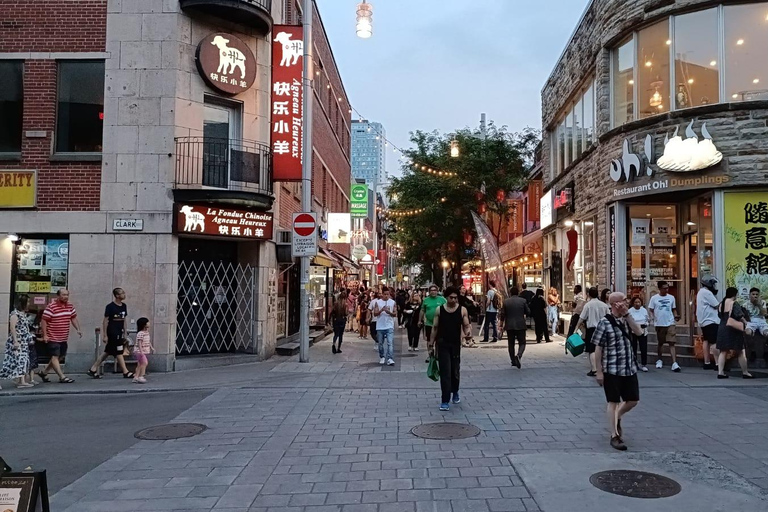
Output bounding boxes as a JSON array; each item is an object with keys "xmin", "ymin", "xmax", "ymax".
[{"xmin": 133, "ymin": 317, "xmax": 154, "ymax": 383}]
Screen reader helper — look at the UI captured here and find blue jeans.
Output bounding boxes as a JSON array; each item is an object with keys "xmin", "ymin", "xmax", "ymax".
[
  {"xmin": 483, "ymin": 311, "xmax": 498, "ymax": 341},
  {"xmin": 377, "ymin": 328, "xmax": 394, "ymax": 360}
]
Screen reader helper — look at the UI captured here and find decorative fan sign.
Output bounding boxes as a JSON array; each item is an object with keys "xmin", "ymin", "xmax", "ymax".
[{"xmin": 656, "ymin": 121, "xmax": 723, "ymax": 172}]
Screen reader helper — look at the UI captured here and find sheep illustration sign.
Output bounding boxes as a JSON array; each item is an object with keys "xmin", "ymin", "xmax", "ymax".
[
  {"xmin": 174, "ymin": 204, "xmax": 273, "ymax": 240},
  {"xmin": 196, "ymin": 33, "xmax": 257, "ymax": 95},
  {"xmin": 271, "ymin": 25, "xmax": 304, "ymax": 181}
]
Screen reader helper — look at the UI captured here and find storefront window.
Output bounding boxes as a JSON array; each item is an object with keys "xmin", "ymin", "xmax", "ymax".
[
  {"xmin": 613, "ymin": 37, "xmax": 635, "ymax": 126},
  {"xmin": 626, "ymin": 205, "xmax": 680, "ymax": 303},
  {"xmin": 557, "ymin": 120, "xmax": 565, "ymax": 173},
  {"xmin": 637, "ymin": 20, "xmax": 671, "ymax": 119},
  {"xmin": 0, "ymin": 61, "xmax": 23, "ymax": 153},
  {"xmin": 674, "ymin": 9, "xmax": 719, "ymax": 109},
  {"xmin": 725, "ymin": 4, "xmax": 768, "ymax": 102},
  {"xmin": 573, "ymin": 97, "xmax": 583, "ymax": 162},
  {"xmin": 12, "ymin": 237, "xmax": 70, "ymax": 323},
  {"xmin": 56, "ymin": 61, "xmax": 105, "ymax": 153},
  {"xmin": 551, "ymin": 81, "xmax": 596, "ymax": 175},
  {"xmin": 309, "ymin": 265, "xmax": 329, "ymax": 327},
  {"xmin": 582, "ymin": 84, "xmax": 594, "ymax": 150}
]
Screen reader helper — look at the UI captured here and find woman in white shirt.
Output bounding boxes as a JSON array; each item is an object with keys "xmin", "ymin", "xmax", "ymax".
[{"xmin": 628, "ymin": 296, "xmax": 650, "ymax": 372}]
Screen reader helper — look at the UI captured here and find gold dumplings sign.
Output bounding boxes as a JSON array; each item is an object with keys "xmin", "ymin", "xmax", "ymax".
[{"xmin": 0, "ymin": 170, "xmax": 36, "ymax": 208}]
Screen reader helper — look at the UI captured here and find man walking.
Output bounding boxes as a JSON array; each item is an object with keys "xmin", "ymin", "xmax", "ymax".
[
  {"xmin": 593, "ymin": 292, "xmax": 644, "ymax": 451},
  {"xmin": 575, "ymin": 287, "xmax": 610, "ymax": 377},
  {"xmin": 39, "ymin": 289, "xmax": 81, "ymax": 383},
  {"xmin": 88, "ymin": 288, "xmax": 134, "ymax": 379},
  {"xmin": 649, "ymin": 281, "xmax": 681, "ymax": 372},
  {"xmin": 373, "ymin": 288, "xmax": 397, "ymax": 366},
  {"xmin": 396, "ymin": 288, "xmax": 407, "ymax": 328},
  {"xmin": 499, "ymin": 286, "xmax": 530, "ymax": 369},
  {"xmin": 567, "ymin": 285, "xmax": 586, "ymax": 337},
  {"xmin": 430, "ymin": 286, "xmax": 473, "ymax": 411},
  {"xmin": 696, "ymin": 276, "xmax": 720, "ymax": 370},
  {"xmin": 482, "ymin": 280, "xmax": 500, "ymax": 343},
  {"xmin": 419, "ymin": 285, "xmax": 447, "ymax": 359}
]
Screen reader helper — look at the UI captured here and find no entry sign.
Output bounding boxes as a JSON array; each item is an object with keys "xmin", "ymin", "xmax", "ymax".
[{"xmin": 292, "ymin": 212, "xmax": 317, "ymax": 257}]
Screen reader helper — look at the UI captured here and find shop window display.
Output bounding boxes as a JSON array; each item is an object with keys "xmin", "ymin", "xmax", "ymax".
[
  {"xmin": 12, "ymin": 237, "xmax": 70, "ymax": 324},
  {"xmin": 626, "ymin": 205, "xmax": 680, "ymax": 303}
]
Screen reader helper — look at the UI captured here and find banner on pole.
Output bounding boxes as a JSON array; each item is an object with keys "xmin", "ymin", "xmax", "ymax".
[{"xmin": 271, "ymin": 25, "xmax": 304, "ymax": 181}]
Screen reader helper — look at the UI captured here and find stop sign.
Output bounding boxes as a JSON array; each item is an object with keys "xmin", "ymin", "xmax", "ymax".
[{"xmin": 293, "ymin": 213, "xmax": 316, "ymax": 237}]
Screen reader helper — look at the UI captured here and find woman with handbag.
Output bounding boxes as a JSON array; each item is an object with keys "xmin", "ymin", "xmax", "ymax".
[{"xmin": 716, "ymin": 287, "xmax": 753, "ymax": 379}]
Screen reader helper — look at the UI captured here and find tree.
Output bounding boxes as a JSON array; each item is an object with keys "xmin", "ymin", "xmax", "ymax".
[{"xmin": 389, "ymin": 122, "xmax": 539, "ymax": 284}]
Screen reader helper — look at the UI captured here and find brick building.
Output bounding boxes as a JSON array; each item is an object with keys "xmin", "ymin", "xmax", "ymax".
[
  {"xmin": 0, "ymin": 0, "xmax": 352, "ymax": 371},
  {"xmin": 540, "ymin": 0, "xmax": 768, "ymax": 361}
]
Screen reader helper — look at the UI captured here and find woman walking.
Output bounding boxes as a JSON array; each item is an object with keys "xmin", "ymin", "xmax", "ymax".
[
  {"xmin": 531, "ymin": 289, "xmax": 551, "ymax": 343},
  {"xmin": 358, "ymin": 292, "xmax": 370, "ymax": 339},
  {"xmin": 404, "ymin": 292, "xmax": 423, "ymax": 351},
  {"xmin": 329, "ymin": 292, "xmax": 348, "ymax": 354},
  {"xmin": 628, "ymin": 296, "xmax": 650, "ymax": 372},
  {"xmin": 1, "ymin": 295, "xmax": 33, "ymax": 388},
  {"xmin": 547, "ymin": 287, "xmax": 560, "ymax": 335},
  {"xmin": 716, "ymin": 287, "xmax": 753, "ymax": 379}
]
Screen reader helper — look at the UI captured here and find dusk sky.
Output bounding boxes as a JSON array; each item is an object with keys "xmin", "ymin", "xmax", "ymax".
[{"xmin": 317, "ymin": 0, "xmax": 591, "ymax": 177}]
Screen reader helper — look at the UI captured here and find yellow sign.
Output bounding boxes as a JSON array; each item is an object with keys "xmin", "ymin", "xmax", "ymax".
[
  {"xmin": 0, "ymin": 170, "xmax": 36, "ymax": 207},
  {"xmin": 724, "ymin": 191, "xmax": 768, "ymax": 301},
  {"xmin": 28, "ymin": 281, "xmax": 51, "ymax": 293}
]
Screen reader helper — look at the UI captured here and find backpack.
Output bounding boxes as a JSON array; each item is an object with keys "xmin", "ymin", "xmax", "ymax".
[{"xmin": 491, "ymin": 290, "xmax": 502, "ymax": 310}]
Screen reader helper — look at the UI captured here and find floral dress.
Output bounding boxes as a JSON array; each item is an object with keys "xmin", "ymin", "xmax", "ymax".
[{"xmin": 0, "ymin": 309, "xmax": 32, "ymax": 379}]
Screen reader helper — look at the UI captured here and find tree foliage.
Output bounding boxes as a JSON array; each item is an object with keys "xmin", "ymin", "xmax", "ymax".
[{"xmin": 389, "ymin": 123, "xmax": 539, "ymax": 284}]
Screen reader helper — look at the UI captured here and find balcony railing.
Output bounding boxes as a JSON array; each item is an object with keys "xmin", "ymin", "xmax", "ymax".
[
  {"xmin": 175, "ymin": 137, "xmax": 273, "ymax": 198},
  {"xmin": 179, "ymin": 0, "xmax": 273, "ymax": 33}
]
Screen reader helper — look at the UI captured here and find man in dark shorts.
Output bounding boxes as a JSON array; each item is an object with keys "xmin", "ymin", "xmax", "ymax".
[
  {"xmin": 593, "ymin": 292, "xmax": 645, "ymax": 451},
  {"xmin": 87, "ymin": 288, "xmax": 134, "ymax": 379}
]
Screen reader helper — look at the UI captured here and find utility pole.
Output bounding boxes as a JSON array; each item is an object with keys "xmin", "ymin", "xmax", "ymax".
[
  {"xmin": 479, "ymin": 113, "xmax": 488, "ymax": 295},
  {"xmin": 372, "ymin": 165, "xmax": 378, "ymax": 287},
  {"xmin": 299, "ymin": 0, "xmax": 314, "ymax": 363}
]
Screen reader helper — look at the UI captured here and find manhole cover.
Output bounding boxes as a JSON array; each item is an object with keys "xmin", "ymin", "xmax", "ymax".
[
  {"xmin": 589, "ymin": 470, "xmax": 681, "ymax": 499},
  {"xmin": 135, "ymin": 423, "xmax": 207, "ymax": 440},
  {"xmin": 411, "ymin": 422, "xmax": 481, "ymax": 440}
]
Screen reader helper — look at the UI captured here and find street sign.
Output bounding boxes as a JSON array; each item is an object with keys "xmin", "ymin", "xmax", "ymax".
[
  {"xmin": 352, "ymin": 244, "xmax": 367, "ymax": 260},
  {"xmin": 112, "ymin": 219, "xmax": 144, "ymax": 231},
  {"xmin": 292, "ymin": 212, "xmax": 317, "ymax": 257}
]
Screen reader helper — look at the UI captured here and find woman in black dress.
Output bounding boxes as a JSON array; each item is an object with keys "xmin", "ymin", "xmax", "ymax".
[
  {"xmin": 716, "ymin": 287, "xmax": 753, "ymax": 379},
  {"xmin": 403, "ymin": 292, "xmax": 423, "ymax": 351},
  {"xmin": 530, "ymin": 289, "xmax": 551, "ymax": 343}
]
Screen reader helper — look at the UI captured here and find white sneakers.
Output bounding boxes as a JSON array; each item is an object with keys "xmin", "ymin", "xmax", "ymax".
[
  {"xmin": 641, "ymin": 366, "xmax": 649, "ymax": 372},
  {"xmin": 414, "ymin": 347, "xmax": 419, "ymax": 352},
  {"xmin": 656, "ymin": 359, "xmax": 663, "ymax": 369},
  {"xmin": 387, "ymin": 359, "xmax": 395, "ymax": 366},
  {"xmin": 671, "ymin": 362, "xmax": 681, "ymax": 373},
  {"xmin": 379, "ymin": 357, "xmax": 386, "ymax": 365},
  {"xmin": 408, "ymin": 346, "xmax": 413, "ymax": 351}
]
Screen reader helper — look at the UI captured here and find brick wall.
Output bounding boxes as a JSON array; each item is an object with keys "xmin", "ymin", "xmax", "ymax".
[{"xmin": 0, "ymin": 1, "xmax": 106, "ymax": 211}]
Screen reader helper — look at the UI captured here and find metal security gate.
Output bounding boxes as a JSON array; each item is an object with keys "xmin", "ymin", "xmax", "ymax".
[{"xmin": 176, "ymin": 260, "xmax": 257, "ymax": 356}]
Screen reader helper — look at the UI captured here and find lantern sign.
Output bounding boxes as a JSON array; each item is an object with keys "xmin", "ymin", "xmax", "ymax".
[
  {"xmin": 196, "ymin": 33, "xmax": 257, "ymax": 95},
  {"xmin": 450, "ymin": 139, "xmax": 460, "ymax": 158},
  {"xmin": 271, "ymin": 25, "xmax": 304, "ymax": 181}
]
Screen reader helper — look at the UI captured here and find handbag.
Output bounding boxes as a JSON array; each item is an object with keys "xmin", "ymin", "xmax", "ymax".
[
  {"xmin": 725, "ymin": 301, "xmax": 745, "ymax": 332},
  {"xmin": 427, "ymin": 355, "xmax": 440, "ymax": 382},
  {"xmin": 565, "ymin": 333, "xmax": 585, "ymax": 357}
]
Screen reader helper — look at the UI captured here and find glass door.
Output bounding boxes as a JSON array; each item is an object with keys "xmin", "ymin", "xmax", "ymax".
[{"xmin": 203, "ymin": 100, "xmax": 240, "ymax": 188}]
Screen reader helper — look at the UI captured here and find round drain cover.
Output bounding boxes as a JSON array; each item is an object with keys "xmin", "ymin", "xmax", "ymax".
[
  {"xmin": 589, "ymin": 470, "xmax": 681, "ymax": 499},
  {"xmin": 411, "ymin": 422, "xmax": 481, "ymax": 440},
  {"xmin": 135, "ymin": 423, "xmax": 207, "ymax": 440}
]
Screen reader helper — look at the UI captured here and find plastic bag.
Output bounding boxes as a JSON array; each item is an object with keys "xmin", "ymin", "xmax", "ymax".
[{"xmin": 427, "ymin": 356, "xmax": 440, "ymax": 382}]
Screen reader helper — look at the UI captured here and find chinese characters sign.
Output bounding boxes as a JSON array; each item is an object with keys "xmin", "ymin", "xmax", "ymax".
[
  {"xmin": 196, "ymin": 33, "xmax": 257, "ymax": 95},
  {"xmin": 527, "ymin": 180, "xmax": 541, "ymax": 222},
  {"xmin": 174, "ymin": 204, "xmax": 273, "ymax": 240},
  {"xmin": 724, "ymin": 192, "xmax": 768, "ymax": 301},
  {"xmin": 507, "ymin": 199, "xmax": 524, "ymax": 236},
  {"xmin": 350, "ymin": 184, "xmax": 369, "ymax": 218},
  {"xmin": 0, "ymin": 170, "xmax": 36, "ymax": 207},
  {"xmin": 271, "ymin": 25, "xmax": 304, "ymax": 181}
]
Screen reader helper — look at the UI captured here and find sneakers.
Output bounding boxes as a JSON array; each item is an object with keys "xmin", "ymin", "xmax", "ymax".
[
  {"xmin": 379, "ymin": 357, "xmax": 386, "ymax": 365},
  {"xmin": 414, "ymin": 347, "xmax": 419, "ymax": 352},
  {"xmin": 641, "ymin": 366, "xmax": 649, "ymax": 372},
  {"xmin": 610, "ymin": 435, "xmax": 627, "ymax": 451},
  {"xmin": 452, "ymin": 393, "xmax": 461, "ymax": 404},
  {"xmin": 655, "ymin": 359, "xmax": 663, "ymax": 369},
  {"xmin": 408, "ymin": 346, "xmax": 413, "ymax": 351},
  {"xmin": 133, "ymin": 377, "xmax": 145, "ymax": 384},
  {"xmin": 387, "ymin": 359, "xmax": 395, "ymax": 366},
  {"xmin": 439, "ymin": 403, "xmax": 450, "ymax": 411},
  {"xmin": 671, "ymin": 362, "xmax": 681, "ymax": 373}
]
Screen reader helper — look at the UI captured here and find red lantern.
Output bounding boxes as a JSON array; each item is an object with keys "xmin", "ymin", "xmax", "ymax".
[
  {"xmin": 478, "ymin": 202, "xmax": 487, "ymax": 214},
  {"xmin": 447, "ymin": 241, "xmax": 457, "ymax": 253},
  {"xmin": 463, "ymin": 230, "xmax": 473, "ymax": 246},
  {"xmin": 496, "ymin": 189, "xmax": 506, "ymax": 202},
  {"xmin": 475, "ymin": 191, "xmax": 484, "ymax": 202}
]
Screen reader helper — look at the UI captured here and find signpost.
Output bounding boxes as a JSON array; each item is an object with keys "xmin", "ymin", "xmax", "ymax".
[{"xmin": 291, "ymin": 212, "xmax": 317, "ymax": 257}]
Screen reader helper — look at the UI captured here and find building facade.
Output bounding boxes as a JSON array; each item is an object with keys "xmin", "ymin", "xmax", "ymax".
[
  {"xmin": 351, "ymin": 119, "xmax": 386, "ymax": 187},
  {"xmin": 0, "ymin": 0, "xmax": 351, "ymax": 370},
  {"xmin": 541, "ymin": 0, "xmax": 768, "ymax": 358}
]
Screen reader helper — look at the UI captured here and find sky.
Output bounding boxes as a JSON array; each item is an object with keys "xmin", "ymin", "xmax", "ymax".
[{"xmin": 316, "ymin": 0, "xmax": 591, "ymax": 177}]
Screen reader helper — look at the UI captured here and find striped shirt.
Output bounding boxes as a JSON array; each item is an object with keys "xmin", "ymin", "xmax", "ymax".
[
  {"xmin": 42, "ymin": 300, "xmax": 77, "ymax": 343},
  {"xmin": 135, "ymin": 331, "xmax": 152, "ymax": 355}
]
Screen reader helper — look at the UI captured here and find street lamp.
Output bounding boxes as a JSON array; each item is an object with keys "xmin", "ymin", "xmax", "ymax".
[
  {"xmin": 356, "ymin": 1, "xmax": 373, "ymax": 39},
  {"xmin": 450, "ymin": 138, "xmax": 459, "ymax": 158}
]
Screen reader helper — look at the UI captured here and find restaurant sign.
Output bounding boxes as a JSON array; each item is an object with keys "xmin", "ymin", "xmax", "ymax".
[
  {"xmin": 271, "ymin": 25, "xmax": 304, "ymax": 181},
  {"xmin": 174, "ymin": 204, "xmax": 273, "ymax": 240},
  {"xmin": 196, "ymin": 33, "xmax": 257, "ymax": 95},
  {"xmin": 350, "ymin": 184, "xmax": 369, "ymax": 218},
  {"xmin": 724, "ymin": 192, "xmax": 768, "ymax": 302},
  {"xmin": 0, "ymin": 170, "xmax": 36, "ymax": 208}
]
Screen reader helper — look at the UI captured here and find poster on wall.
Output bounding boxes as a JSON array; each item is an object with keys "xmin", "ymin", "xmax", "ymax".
[
  {"xmin": 45, "ymin": 240, "xmax": 69, "ymax": 269},
  {"xmin": 652, "ymin": 218, "xmax": 675, "ymax": 247},
  {"xmin": 724, "ymin": 192, "xmax": 768, "ymax": 301},
  {"xmin": 630, "ymin": 218, "xmax": 651, "ymax": 247},
  {"xmin": 19, "ymin": 240, "xmax": 44, "ymax": 270},
  {"xmin": 328, "ymin": 213, "xmax": 351, "ymax": 244}
]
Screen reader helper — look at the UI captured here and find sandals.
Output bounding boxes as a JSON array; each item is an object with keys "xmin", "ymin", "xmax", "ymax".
[
  {"xmin": 87, "ymin": 370, "xmax": 102, "ymax": 379},
  {"xmin": 37, "ymin": 371, "xmax": 51, "ymax": 383},
  {"xmin": 59, "ymin": 377, "xmax": 75, "ymax": 383},
  {"xmin": 123, "ymin": 372, "xmax": 135, "ymax": 379}
]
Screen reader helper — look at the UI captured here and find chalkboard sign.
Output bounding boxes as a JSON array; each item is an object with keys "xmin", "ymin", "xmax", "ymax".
[
  {"xmin": 550, "ymin": 251, "xmax": 563, "ymax": 298},
  {"xmin": 0, "ymin": 471, "xmax": 50, "ymax": 512}
]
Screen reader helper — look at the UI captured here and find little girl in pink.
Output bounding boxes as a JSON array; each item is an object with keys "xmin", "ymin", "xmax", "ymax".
[{"xmin": 133, "ymin": 317, "xmax": 154, "ymax": 383}]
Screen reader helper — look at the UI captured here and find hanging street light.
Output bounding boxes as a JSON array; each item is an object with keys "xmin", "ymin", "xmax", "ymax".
[
  {"xmin": 450, "ymin": 138, "xmax": 460, "ymax": 158},
  {"xmin": 356, "ymin": 1, "xmax": 373, "ymax": 39}
]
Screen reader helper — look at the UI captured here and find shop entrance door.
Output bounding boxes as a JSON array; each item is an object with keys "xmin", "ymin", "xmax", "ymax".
[
  {"xmin": 203, "ymin": 99, "xmax": 241, "ymax": 188},
  {"xmin": 643, "ymin": 233, "xmax": 683, "ymax": 321}
]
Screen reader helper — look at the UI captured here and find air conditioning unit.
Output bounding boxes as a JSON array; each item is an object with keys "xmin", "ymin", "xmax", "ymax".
[{"xmin": 277, "ymin": 230, "xmax": 292, "ymax": 245}]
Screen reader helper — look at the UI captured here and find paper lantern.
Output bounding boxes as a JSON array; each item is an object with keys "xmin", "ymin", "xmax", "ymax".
[{"xmin": 496, "ymin": 189, "xmax": 506, "ymax": 202}]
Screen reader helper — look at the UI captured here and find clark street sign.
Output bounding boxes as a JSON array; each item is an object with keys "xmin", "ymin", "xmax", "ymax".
[{"xmin": 113, "ymin": 219, "xmax": 144, "ymax": 231}]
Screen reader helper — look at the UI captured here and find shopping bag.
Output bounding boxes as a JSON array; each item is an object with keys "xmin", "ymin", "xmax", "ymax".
[
  {"xmin": 427, "ymin": 356, "xmax": 440, "ymax": 382},
  {"xmin": 565, "ymin": 333, "xmax": 585, "ymax": 357}
]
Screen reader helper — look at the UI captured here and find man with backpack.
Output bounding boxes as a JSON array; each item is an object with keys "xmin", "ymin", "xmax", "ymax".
[{"xmin": 482, "ymin": 280, "xmax": 501, "ymax": 343}]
